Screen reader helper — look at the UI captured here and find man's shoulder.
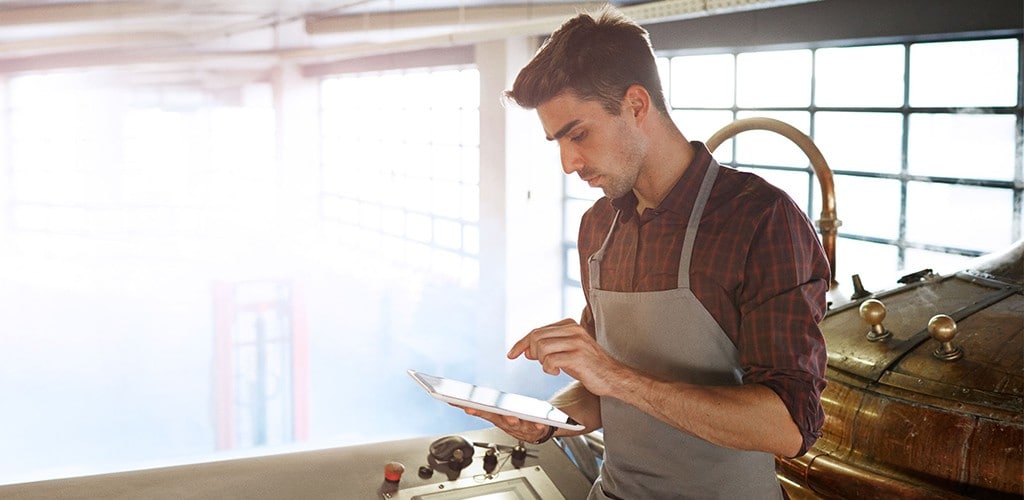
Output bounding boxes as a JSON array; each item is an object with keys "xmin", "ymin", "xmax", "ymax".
[{"xmin": 712, "ymin": 166, "xmax": 797, "ymax": 214}]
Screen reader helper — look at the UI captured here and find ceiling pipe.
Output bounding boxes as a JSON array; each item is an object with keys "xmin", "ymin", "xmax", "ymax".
[{"xmin": 289, "ymin": 0, "xmax": 821, "ymax": 63}]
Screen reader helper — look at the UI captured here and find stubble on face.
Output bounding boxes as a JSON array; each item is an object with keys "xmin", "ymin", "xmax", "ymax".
[{"xmin": 593, "ymin": 114, "xmax": 645, "ymax": 200}]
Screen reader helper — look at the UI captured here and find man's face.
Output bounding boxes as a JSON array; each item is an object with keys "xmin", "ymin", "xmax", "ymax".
[{"xmin": 536, "ymin": 92, "xmax": 644, "ymax": 199}]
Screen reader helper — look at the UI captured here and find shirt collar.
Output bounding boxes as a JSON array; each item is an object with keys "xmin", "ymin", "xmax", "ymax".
[{"xmin": 610, "ymin": 141, "xmax": 715, "ymax": 223}]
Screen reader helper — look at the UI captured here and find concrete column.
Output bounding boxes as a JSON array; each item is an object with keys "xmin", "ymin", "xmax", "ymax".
[
  {"xmin": 270, "ymin": 62, "xmax": 321, "ymax": 269},
  {"xmin": 476, "ymin": 37, "xmax": 564, "ymax": 365}
]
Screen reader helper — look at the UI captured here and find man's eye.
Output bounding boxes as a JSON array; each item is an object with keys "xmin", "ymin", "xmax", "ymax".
[{"xmin": 570, "ymin": 131, "xmax": 587, "ymax": 143}]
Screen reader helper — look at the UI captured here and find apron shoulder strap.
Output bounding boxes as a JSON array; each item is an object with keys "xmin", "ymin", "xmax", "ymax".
[
  {"xmin": 588, "ymin": 210, "xmax": 620, "ymax": 290},
  {"xmin": 678, "ymin": 160, "xmax": 720, "ymax": 289}
]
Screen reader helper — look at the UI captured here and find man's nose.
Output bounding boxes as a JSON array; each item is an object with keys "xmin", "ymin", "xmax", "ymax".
[{"xmin": 560, "ymin": 146, "xmax": 583, "ymax": 175}]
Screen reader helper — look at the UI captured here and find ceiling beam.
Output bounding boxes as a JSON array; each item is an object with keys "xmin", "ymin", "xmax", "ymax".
[
  {"xmin": 304, "ymin": 0, "xmax": 820, "ymax": 36},
  {"xmin": 305, "ymin": 3, "xmax": 605, "ymax": 34},
  {"xmin": 0, "ymin": 32, "xmax": 187, "ymax": 58},
  {"xmin": 0, "ymin": 1, "xmax": 177, "ymax": 26},
  {"xmin": 0, "ymin": 48, "xmax": 277, "ymax": 75}
]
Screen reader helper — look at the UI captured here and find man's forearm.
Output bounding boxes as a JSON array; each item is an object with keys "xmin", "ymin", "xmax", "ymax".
[{"xmin": 606, "ymin": 368, "xmax": 802, "ymax": 457}]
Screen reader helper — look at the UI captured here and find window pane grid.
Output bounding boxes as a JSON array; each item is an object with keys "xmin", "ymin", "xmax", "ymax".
[
  {"xmin": 320, "ymin": 67, "xmax": 481, "ymax": 285},
  {"xmin": 563, "ymin": 36, "xmax": 1022, "ymax": 314}
]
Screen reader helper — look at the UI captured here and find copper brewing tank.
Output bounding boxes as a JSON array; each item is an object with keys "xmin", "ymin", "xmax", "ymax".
[
  {"xmin": 779, "ymin": 241, "xmax": 1024, "ymax": 499},
  {"xmin": 709, "ymin": 119, "xmax": 1024, "ymax": 498}
]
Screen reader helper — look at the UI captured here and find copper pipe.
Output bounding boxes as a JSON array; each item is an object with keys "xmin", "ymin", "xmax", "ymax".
[{"xmin": 706, "ymin": 117, "xmax": 840, "ymax": 288}]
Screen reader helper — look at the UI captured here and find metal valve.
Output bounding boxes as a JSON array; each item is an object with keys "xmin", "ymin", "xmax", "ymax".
[
  {"xmin": 927, "ymin": 314, "xmax": 964, "ymax": 361},
  {"xmin": 859, "ymin": 299, "xmax": 892, "ymax": 342}
]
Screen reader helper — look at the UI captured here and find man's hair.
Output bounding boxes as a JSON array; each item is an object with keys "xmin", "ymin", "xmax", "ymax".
[{"xmin": 504, "ymin": 6, "xmax": 668, "ymax": 116}]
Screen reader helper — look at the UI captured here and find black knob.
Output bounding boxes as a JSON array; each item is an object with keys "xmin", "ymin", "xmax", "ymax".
[
  {"xmin": 511, "ymin": 443, "xmax": 527, "ymax": 461},
  {"xmin": 483, "ymin": 449, "xmax": 498, "ymax": 473}
]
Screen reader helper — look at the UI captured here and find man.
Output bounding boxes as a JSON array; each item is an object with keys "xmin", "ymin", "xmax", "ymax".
[{"xmin": 462, "ymin": 6, "xmax": 829, "ymax": 499}]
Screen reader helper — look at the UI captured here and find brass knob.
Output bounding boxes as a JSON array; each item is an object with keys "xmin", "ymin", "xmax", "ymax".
[
  {"xmin": 928, "ymin": 314, "xmax": 964, "ymax": 361},
  {"xmin": 859, "ymin": 298, "xmax": 892, "ymax": 341}
]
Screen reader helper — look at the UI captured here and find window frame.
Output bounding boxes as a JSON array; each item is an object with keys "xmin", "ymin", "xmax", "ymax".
[{"xmin": 561, "ymin": 34, "xmax": 1024, "ymax": 316}]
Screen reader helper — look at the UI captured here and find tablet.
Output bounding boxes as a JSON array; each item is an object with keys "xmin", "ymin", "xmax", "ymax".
[{"xmin": 408, "ymin": 369, "xmax": 585, "ymax": 431}]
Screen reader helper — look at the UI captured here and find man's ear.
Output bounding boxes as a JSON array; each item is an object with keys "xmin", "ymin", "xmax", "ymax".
[{"xmin": 623, "ymin": 84, "xmax": 651, "ymax": 121}]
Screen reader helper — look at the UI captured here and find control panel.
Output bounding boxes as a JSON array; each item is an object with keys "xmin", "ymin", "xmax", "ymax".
[
  {"xmin": 382, "ymin": 434, "xmax": 576, "ymax": 499},
  {"xmin": 0, "ymin": 428, "xmax": 593, "ymax": 499}
]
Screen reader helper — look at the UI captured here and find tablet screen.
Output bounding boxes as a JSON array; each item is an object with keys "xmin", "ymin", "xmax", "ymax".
[{"xmin": 408, "ymin": 369, "xmax": 584, "ymax": 431}]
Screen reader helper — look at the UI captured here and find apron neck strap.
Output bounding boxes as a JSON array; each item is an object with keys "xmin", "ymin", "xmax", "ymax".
[
  {"xmin": 587, "ymin": 159, "xmax": 721, "ymax": 291},
  {"xmin": 678, "ymin": 160, "xmax": 720, "ymax": 289},
  {"xmin": 588, "ymin": 210, "xmax": 620, "ymax": 290}
]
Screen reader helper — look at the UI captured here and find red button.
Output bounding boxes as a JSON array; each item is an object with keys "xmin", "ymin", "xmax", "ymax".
[{"xmin": 384, "ymin": 461, "xmax": 405, "ymax": 482}]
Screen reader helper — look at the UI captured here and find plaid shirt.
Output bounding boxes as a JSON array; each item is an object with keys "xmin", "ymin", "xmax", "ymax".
[{"xmin": 577, "ymin": 142, "xmax": 829, "ymax": 455}]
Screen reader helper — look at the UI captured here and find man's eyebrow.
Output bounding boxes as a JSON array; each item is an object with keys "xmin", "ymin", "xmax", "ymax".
[{"xmin": 546, "ymin": 119, "xmax": 581, "ymax": 141}]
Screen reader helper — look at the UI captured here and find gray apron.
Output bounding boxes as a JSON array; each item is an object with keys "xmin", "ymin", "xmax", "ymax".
[{"xmin": 586, "ymin": 160, "xmax": 782, "ymax": 499}]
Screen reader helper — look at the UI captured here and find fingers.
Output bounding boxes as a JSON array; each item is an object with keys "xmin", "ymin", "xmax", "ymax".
[
  {"xmin": 507, "ymin": 335, "xmax": 533, "ymax": 360},
  {"xmin": 507, "ymin": 318, "xmax": 581, "ymax": 360},
  {"xmin": 459, "ymin": 406, "xmax": 549, "ymax": 442}
]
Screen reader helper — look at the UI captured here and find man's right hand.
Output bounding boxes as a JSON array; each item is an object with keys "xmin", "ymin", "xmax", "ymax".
[{"xmin": 506, "ymin": 318, "xmax": 628, "ymax": 398}]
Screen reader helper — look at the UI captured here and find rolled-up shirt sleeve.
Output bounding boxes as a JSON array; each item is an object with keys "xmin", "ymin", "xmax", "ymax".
[{"xmin": 737, "ymin": 196, "xmax": 830, "ymax": 457}]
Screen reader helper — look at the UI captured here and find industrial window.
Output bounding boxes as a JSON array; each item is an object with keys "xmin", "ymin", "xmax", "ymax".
[
  {"xmin": 316, "ymin": 66, "xmax": 503, "ymax": 444},
  {"xmin": 562, "ymin": 35, "xmax": 1023, "ymax": 316},
  {"xmin": 319, "ymin": 67, "xmax": 481, "ymax": 286},
  {"xmin": 0, "ymin": 64, "xmax": 497, "ymax": 486},
  {"xmin": 0, "ymin": 73, "xmax": 299, "ymax": 483}
]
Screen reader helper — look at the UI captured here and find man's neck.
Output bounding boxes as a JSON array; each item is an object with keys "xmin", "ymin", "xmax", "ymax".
[{"xmin": 633, "ymin": 128, "xmax": 694, "ymax": 214}]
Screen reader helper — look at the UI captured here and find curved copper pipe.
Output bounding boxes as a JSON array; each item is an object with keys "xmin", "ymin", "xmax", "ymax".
[{"xmin": 706, "ymin": 117, "xmax": 841, "ymax": 288}]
